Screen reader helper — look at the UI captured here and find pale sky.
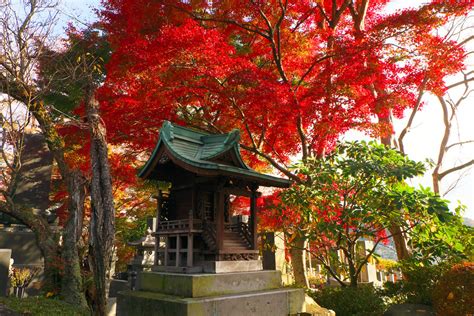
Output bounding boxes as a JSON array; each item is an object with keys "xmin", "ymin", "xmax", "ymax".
[{"xmin": 56, "ymin": 0, "xmax": 474, "ymax": 219}]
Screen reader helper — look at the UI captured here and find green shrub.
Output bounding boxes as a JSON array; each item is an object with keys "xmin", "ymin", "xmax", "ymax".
[
  {"xmin": 311, "ymin": 285, "xmax": 385, "ymax": 316},
  {"xmin": 379, "ymin": 260, "xmax": 450, "ymax": 306},
  {"xmin": 0, "ymin": 297, "xmax": 89, "ymax": 316},
  {"xmin": 376, "ymin": 281, "xmax": 405, "ymax": 306},
  {"xmin": 432, "ymin": 262, "xmax": 474, "ymax": 316}
]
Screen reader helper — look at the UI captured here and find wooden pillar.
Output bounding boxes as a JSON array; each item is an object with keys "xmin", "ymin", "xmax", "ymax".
[
  {"xmin": 216, "ymin": 191, "xmax": 224, "ymax": 251},
  {"xmin": 164, "ymin": 235, "xmax": 169, "ymax": 266},
  {"xmin": 250, "ymin": 188, "xmax": 258, "ymax": 250},
  {"xmin": 191, "ymin": 181, "xmax": 197, "ymax": 218},
  {"xmin": 187, "ymin": 209, "xmax": 194, "ymax": 267},
  {"xmin": 187, "ymin": 234, "xmax": 193, "ymax": 267},
  {"xmin": 154, "ymin": 190, "xmax": 163, "ymax": 266},
  {"xmin": 176, "ymin": 235, "xmax": 181, "ymax": 267}
]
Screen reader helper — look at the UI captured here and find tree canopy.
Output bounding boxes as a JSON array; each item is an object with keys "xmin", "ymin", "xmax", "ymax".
[
  {"xmin": 262, "ymin": 141, "xmax": 471, "ymax": 286},
  {"xmin": 99, "ymin": 0, "xmax": 471, "ymax": 180}
]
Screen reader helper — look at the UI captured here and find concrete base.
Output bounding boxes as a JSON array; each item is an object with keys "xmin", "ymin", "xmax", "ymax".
[{"xmin": 117, "ymin": 270, "xmax": 305, "ymax": 316}]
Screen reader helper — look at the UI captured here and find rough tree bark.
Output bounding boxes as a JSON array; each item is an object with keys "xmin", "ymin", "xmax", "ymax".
[
  {"xmin": 85, "ymin": 87, "xmax": 115, "ymax": 316},
  {"xmin": 61, "ymin": 170, "xmax": 88, "ymax": 308},
  {"xmin": 289, "ymin": 235, "xmax": 309, "ymax": 288},
  {"xmin": 29, "ymin": 101, "xmax": 89, "ymax": 309}
]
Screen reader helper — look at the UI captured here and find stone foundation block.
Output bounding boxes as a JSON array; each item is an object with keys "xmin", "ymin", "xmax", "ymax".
[
  {"xmin": 117, "ymin": 287, "xmax": 305, "ymax": 316},
  {"xmin": 137, "ymin": 270, "xmax": 282, "ymax": 297}
]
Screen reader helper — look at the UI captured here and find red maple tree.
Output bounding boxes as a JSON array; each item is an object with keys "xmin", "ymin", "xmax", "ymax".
[
  {"xmin": 99, "ymin": 0, "xmax": 469, "ymax": 174},
  {"xmin": 96, "ymin": 0, "xmax": 472, "ymax": 284}
]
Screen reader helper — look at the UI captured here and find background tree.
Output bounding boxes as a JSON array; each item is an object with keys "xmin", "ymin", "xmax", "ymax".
[
  {"xmin": 271, "ymin": 141, "xmax": 460, "ymax": 287},
  {"xmin": 0, "ymin": 0, "xmax": 87, "ymax": 305},
  {"xmin": 38, "ymin": 26, "xmax": 115, "ymax": 315},
  {"xmin": 0, "ymin": 1, "xmax": 117, "ymax": 313},
  {"xmin": 0, "ymin": 91, "xmax": 62, "ymax": 292},
  {"xmin": 397, "ymin": 10, "xmax": 474, "ymax": 196}
]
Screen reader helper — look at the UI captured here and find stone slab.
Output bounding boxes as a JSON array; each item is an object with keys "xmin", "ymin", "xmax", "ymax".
[
  {"xmin": 203, "ymin": 260, "xmax": 262, "ymax": 273},
  {"xmin": 107, "ymin": 297, "xmax": 117, "ymax": 316},
  {"xmin": 0, "ymin": 249, "xmax": 12, "ymax": 297},
  {"xmin": 137, "ymin": 270, "xmax": 283, "ymax": 298},
  {"xmin": 117, "ymin": 287, "xmax": 305, "ymax": 316},
  {"xmin": 0, "ymin": 231, "xmax": 42, "ymax": 265},
  {"xmin": 109, "ymin": 279, "xmax": 129, "ymax": 298}
]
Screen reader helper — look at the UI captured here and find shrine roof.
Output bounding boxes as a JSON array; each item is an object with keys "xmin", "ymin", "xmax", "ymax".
[{"xmin": 138, "ymin": 121, "xmax": 290, "ymax": 188}]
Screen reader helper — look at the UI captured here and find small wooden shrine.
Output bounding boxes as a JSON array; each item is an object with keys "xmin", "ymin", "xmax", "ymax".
[{"xmin": 139, "ymin": 121, "xmax": 290, "ymax": 273}]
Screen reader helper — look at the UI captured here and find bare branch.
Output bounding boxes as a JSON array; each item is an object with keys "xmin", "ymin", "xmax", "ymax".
[
  {"xmin": 445, "ymin": 140, "xmax": 474, "ymax": 151},
  {"xmin": 439, "ymin": 159, "xmax": 474, "ymax": 181},
  {"xmin": 398, "ymin": 77, "xmax": 427, "ymax": 154}
]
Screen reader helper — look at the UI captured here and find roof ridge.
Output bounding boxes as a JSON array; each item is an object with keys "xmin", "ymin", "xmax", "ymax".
[{"xmin": 163, "ymin": 121, "xmax": 209, "ymax": 136}]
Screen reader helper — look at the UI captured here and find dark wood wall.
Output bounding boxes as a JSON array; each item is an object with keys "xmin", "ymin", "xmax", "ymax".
[{"xmin": 170, "ymin": 188, "xmax": 194, "ymax": 220}]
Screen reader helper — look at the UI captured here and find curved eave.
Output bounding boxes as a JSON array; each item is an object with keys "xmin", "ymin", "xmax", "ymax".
[
  {"xmin": 138, "ymin": 138, "xmax": 163, "ymax": 179},
  {"xmin": 139, "ymin": 137, "xmax": 290, "ymax": 188}
]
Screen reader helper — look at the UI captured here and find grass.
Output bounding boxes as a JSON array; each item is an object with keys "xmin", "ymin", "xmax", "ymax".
[{"xmin": 0, "ymin": 297, "xmax": 89, "ymax": 316}]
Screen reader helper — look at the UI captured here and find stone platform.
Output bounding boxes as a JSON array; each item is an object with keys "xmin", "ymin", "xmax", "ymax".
[{"xmin": 117, "ymin": 270, "xmax": 306, "ymax": 316}]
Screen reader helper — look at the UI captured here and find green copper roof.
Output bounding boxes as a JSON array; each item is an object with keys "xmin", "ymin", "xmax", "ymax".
[{"xmin": 138, "ymin": 121, "xmax": 290, "ymax": 187}]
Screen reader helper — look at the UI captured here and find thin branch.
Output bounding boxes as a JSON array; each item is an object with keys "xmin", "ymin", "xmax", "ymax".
[
  {"xmin": 445, "ymin": 140, "xmax": 474, "ymax": 151},
  {"xmin": 240, "ymin": 143, "xmax": 300, "ymax": 183},
  {"xmin": 439, "ymin": 159, "xmax": 474, "ymax": 180},
  {"xmin": 398, "ymin": 77, "xmax": 427, "ymax": 154}
]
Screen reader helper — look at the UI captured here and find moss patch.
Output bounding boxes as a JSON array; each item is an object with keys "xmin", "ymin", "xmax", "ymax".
[{"xmin": 0, "ymin": 297, "xmax": 89, "ymax": 316}]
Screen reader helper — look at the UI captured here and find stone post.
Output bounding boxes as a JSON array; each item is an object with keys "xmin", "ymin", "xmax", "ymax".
[{"xmin": 0, "ymin": 249, "xmax": 12, "ymax": 296}]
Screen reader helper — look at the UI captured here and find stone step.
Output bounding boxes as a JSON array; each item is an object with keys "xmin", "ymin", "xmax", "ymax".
[
  {"xmin": 224, "ymin": 240, "xmax": 247, "ymax": 247},
  {"xmin": 224, "ymin": 237, "xmax": 245, "ymax": 242},
  {"xmin": 224, "ymin": 233, "xmax": 241, "ymax": 237},
  {"xmin": 223, "ymin": 245, "xmax": 248, "ymax": 250},
  {"xmin": 223, "ymin": 241, "xmax": 247, "ymax": 245},
  {"xmin": 117, "ymin": 286, "xmax": 305, "ymax": 316}
]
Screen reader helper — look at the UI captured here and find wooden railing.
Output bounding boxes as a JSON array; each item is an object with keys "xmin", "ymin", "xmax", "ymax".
[
  {"xmin": 202, "ymin": 221, "xmax": 217, "ymax": 250},
  {"xmin": 157, "ymin": 218, "xmax": 202, "ymax": 232},
  {"xmin": 238, "ymin": 222, "xmax": 252, "ymax": 248}
]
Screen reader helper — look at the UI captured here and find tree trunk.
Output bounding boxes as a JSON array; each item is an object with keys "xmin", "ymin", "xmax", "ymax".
[
  {"xmin": 348, "ymin": 264, "xmax": 358, "ymax": 287},
  {"xmin": 29, "ymin": 101, "xmax": 88, "ymax": 309},
  {"xmin": 61, "ymin": 170, "xmax": 88, "ymax": 308},
  {"xmin": 378, "ymin": 113, "xmax": 412, "ymax": 261},
  {"xmin": 289, "ymin": 235, "xmax": 309, "ymax": 288},
  {"xmin": 347, "ymin": 247, "xmax": 358, "ymax": 287},
  {"xmin": 86, "ymin": 89, "xmax": 116, "ymax": 316}
]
